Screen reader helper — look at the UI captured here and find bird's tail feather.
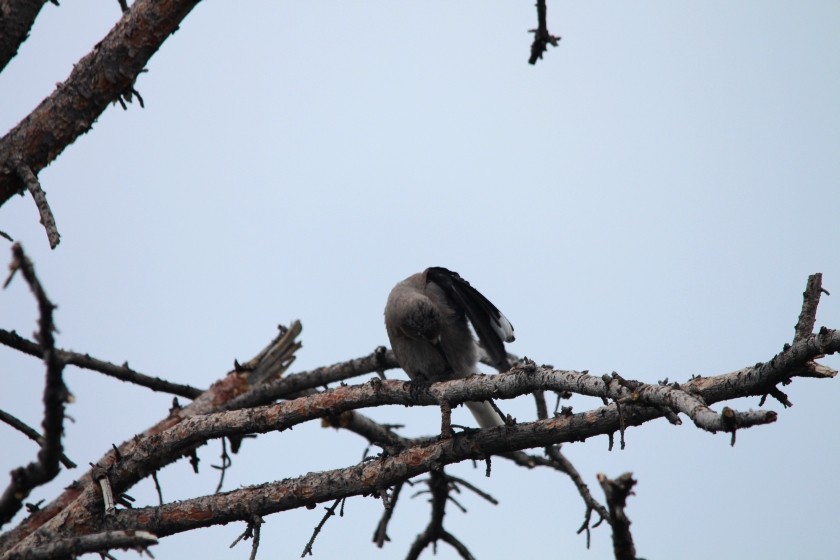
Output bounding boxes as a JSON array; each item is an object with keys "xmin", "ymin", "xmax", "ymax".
[{"xmin": 465, "ymin": 400, "xmax": 505, "ymax": 428}]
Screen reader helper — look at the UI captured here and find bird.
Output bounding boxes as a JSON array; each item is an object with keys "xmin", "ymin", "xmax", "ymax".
[{"xmin": 384, "ymin": 267, "xmax": 515, "ymax": 428}]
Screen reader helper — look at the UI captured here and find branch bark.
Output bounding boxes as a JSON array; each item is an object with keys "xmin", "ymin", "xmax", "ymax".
[
  {"xmin": 2, "ymin": 327, "xmax": 837, "ymax": 555},
  {"xmin": 0, "ymin": 244, "xmax": 68, "ymax": 526},
  {"xmin": 0, "ymin": 1, "xmax": 54, "ymax": 74},
  {"xmin": 0, "ymin": 0, "xmax": 201, "ymax": 207}
]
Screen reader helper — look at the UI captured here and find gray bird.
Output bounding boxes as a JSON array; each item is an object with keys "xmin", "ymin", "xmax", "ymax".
[{"xmin": 384, "ymin": 267, "xmax": 515, "ymax": 428}]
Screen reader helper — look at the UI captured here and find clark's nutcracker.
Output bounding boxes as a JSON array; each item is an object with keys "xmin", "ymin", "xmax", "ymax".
[{"xmin": 384, "ymin": 267, "xmax": 515, "ymax": 428}]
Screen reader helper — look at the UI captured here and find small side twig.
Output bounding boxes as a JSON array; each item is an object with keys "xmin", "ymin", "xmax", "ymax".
[
  {"xmin": 406, "ymin": 470, "xmax": 476, "ymax": 560},
  {"xmin": 598, "ymin": 472, "xmax": 638, "ymax": 560},
  {"xmin": 301, "ymin": 498, "xmax": 345, "ymax": 557},
  {"xmin": 543, "ymin": 445, "xmax": 609, "ymax": 547},
  {"xmin": 230, "ymin": 515, "xmax": 263, "ymax": 560},
  {"xmin": 92, "ymin": 467, "xmax": 116, "ymax": 515},
  {"xmin": 212, "ymin": 437, "xmax": 233, "ymax": 493},
  {"xmin": 150, "ymin": 470, "xmax": 163, "ymax": 506},
  {"xmin": 373, "ymin": 481, "xmax": 403, "ymax": 547},
  {"xmin": 528, "ymin": 0, "xmax": 561, "ymax": 65},
  {"xmin": 794, "ymin": 273, "xmax": 825, "ymax": 343},
  {"xmin": 17, "ymin": 164, "xmax": 60, "ymax": 249},
  {"xmin": 0, "ymin": 409, "xmax": 76, "ymax": 469}
]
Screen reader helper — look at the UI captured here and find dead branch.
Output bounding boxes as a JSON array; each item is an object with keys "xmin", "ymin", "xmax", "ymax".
[
  {"xmin": 0, "ymin": 244, "xmax": 68, "ymax": 526},
  {"xmin": 597, "ymin": 472, "xmax": 637, "ymax": 560},
  {"xmin": 15, "ymin": 529, "xmax": 158, "ymax": 560},
  {"xmin": 16, "ymin": 164, "xmax": 59, "ymax": 249},
  {"xmin": 0, "ymin": 0, "xmax": 202, "ymax": 208},
  {"xmin": 0, "ymin": 328, "xmax": 203, "ymax": 399},
  {"xmin": 0, "ymin": 409, "xmax": 75, "ymax": 469},
  {"xmin": 794, "ymin": 273, "xmax": 825, "ymax": 343},
  {"xmin": 529, "ymin": 0, "xmax": 560, "ymax": 65},
  {"xmin": 0, "ymin": 0, "xmax": 56, "ymax": 74}
]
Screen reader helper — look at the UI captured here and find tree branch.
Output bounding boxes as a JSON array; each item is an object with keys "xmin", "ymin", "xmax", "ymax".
[
  {"xmin": 794, "ymin": 273, "xmax": 825, "ymax": 343},
  {"xmin": 0, "ymin": 0, "xmax": 202, "ymax": 208},
  {"xmin": 597, "ymin": 472, "xmax": 637, "ymax": 560},
  {"xmin": 17, "ymin": 529, "xmax": 158, "ymax": 560},
  {"xmin": 0, "ymin": 409, "xmax": 75, "ymax": 469},
  {"xmin": 0, "ymin": 328, "xmax": 204, "ymax": 399},
  {"xmin": 528, "ymin": 0, "xmax": 560, "ymax": 65},
  {"xmin": 16, "ymin": 164, "xmax": 59, "ymax": 248},
  {"xmin": 0, "ymin": 244, "xmax": 68, "ymax": 526},
  {"xmin": 0, "ymin": 1, "xmax": 55, "ymax": 74},
  {"xmin": 4, "ymin": 328, "xmax": 836, "ymax": 554}
]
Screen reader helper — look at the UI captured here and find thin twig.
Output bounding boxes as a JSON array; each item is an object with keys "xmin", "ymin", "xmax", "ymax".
[
  {"xmin": 0, "ymin": 409, "xmax": 76, "ymax": 469},
  {"xmin": 212, "ymin": 437, "xmax": 232, "ymax": 493},
  {"xmin": 544, "ymin": 445, "xmax": 609, "ymax": 541},
  {"xmin": 301, "ymin": 498, "xmax": 344, "ymax": 557},
  {"xmin": 17, "ymin": 164, "xmax": 60, "ymax": 248},
  {"xmin": 0, "ymin": 328, "xmax": 203, "ymax": 399},
  {"xmin": 528, "ymin": 0, "xmax": 561, "ymax": 65},
  {"xmin": 373, "ymin": 481, "xmax": 403, "ymax": 547}
]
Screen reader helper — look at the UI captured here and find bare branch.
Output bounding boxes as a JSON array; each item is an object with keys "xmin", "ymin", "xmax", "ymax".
[
  {"xmin": 301, "ymin": 499, "xmax": 344, "ymax": 557},
  {"xmin": 528, "ymin": 0, "xmax": 560, "ymax": 65},
  {"xmin": 225, "ymin": 346, "xmax": 398, "ymax": 411},
  {"xmin": 406, "ymin": 471, "xmax": 475, "ymax": 560},
  {"xmin": 16, "ymin": 164, "xmax": 59, "ymax": 249},
  {"xmin": 0, "ymin": 244, "xmax": 68, "ymax": 526},
  {"xmin": 0, "ymin": 0, "xmax": 54, "ymax": 73},
  {"xmin": 0, "ymin": 0, "xmax": 203, "ymax": 208},
  {"xmin": 544, "ymin": 445, "xmax": 608, "ymax": 541},
  {"xmin": 19, "ymin": 530, "xmax": 158, "ymax": 559},
  {"xmin": 794, "ymin": 273, "xmax": 825, "ymax": 343},
  {"xmin": 597, "ymin": 472, "xmax": 637, "ymax": 560},
  {"xmin": 0, "ymin": 328, "xmax": 203, "ymax": 399},
  {"xmin": 0, "ymin": 409, "xmax": 75, "ymax": 469},
  {"xmin": 373, "ymin": 481, "xmax": 403, "ymax": 547}
]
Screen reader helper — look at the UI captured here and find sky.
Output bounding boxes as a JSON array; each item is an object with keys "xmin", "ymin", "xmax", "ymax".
[{"xmin": 1, "ymin": 1, "xmax": 839, "ymax": 559}]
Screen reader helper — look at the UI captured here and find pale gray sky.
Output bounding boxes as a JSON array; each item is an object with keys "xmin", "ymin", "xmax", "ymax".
[{"xmin": 1, "ymin": 2, "xmax": 839, "ymax": 559}]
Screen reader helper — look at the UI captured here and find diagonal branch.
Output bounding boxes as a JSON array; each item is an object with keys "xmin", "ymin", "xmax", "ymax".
[
  {"xmin": 0, "ymin": 409, "xmax": 75, "ymax": 469},
  {"xmin": 0, "ymin": 0, "xmax": 56, "ymax": 74},
  {"xmin": 0, "ymin": 328, "xmax": 203, "ymax": 399},
  {"xmin": 0, "ymin": 244, "xmax": 68, "ymax": 526},
  {"xmin": 16, "ymin": 164, "xmax": 59, "ymax": 248},
  {"xmin": 0, "ymin": 0, "xmax": 202, "ymax": 208}
]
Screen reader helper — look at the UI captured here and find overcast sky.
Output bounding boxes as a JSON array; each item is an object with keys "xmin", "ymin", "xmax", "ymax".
[{"xmin": 1, "ymin": 2, "xmax": 839, "ymax": 559}]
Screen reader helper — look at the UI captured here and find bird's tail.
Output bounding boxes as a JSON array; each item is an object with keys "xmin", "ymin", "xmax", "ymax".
[{"xmin": 465, "ymin": 400, "xmax": 505, "ymax": 428}]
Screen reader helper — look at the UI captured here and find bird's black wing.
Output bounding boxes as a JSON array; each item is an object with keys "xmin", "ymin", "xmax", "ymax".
[{"xmin": 426, "ymin": 267, "xmax": 514, "ymax": 371}]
